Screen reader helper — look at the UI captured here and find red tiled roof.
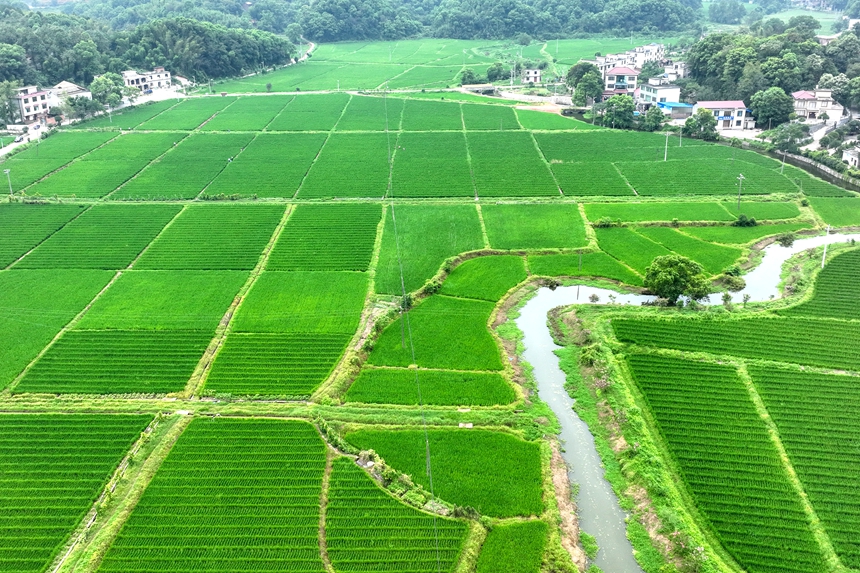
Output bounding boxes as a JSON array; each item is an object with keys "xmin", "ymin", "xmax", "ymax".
[{"xmin": 792, "ymin": 90, "xmax": 815, "ymax": 99}]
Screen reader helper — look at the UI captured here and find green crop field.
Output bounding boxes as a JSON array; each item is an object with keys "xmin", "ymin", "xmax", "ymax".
[
  {"xmin": 204, "ymin": 133, "xmax": 327, "ymax": 198},
  {"xmin": 4, "ymin": 131, "xmax": 116, "ymax": 191},
  {"xmin": 13, "ymin": 204, "xmax": 181, "ymax": 269},
  {"xmin": 551, "ymin": 162, "xmax": 634, "ymax": 196},
  {"xmin": 441, "ymin": 255, "xmax": 527, "ymax": 301},
  {"xmin": 0, "ymin": 203, "xmax": 86, "ymax": 267},
  {"xmin": 392, "ymin": 132, "xmax": 474, "ymax": 197},
  {"xmin": 627, "ymin": 354, "xmax": 824, "ymax": 573},
  {"xmin": 326, "ymin": 457, "xmax": 468, "ymax": 572},
  {"xmin": 808, "ymin": 197, "xmax": 860, "ymax": 227},
  {"xmin": 527, "ymin": 252, "xmax": 644, "ymax": 284},
  {"xmin": 595, "ymin": 227, "xmax": 671, "ymax": 274},
  {"xmin": 634, "ymin": 226, "xmax": 743, "ymax": 275},
  {"xmin": 267, "ymin": 93, "xmax": 350, "ymax": 131},
  {"xmin": 199, "ymin": 95, "xmax": 293, "ymax": 131},
  {"xmin": 749, "ymin": 366, "xmax": 860, "ymax": 568},
  {"xmin": 584, "ymin": 201, "xmax": 736, "ymax": 222},
  {"xmin": 98, "ymin": 418, "xmax": 327, "ymax": 572},
  {"xmin": 299, "ymin": 133, "xmax": 391, "ymax": 198},
  {"xmin": 613, "ymin": 316, "xmax": 860, "ymax": 371},
  {"xmin": 401, "ymin": 99, "xmax": 464, "ymax": 130},
  {"xmin": 138, "ymin": 96, "xmax": 238, "ymax": 130},
  {"xmin": 115, "ymin": 133, "xmax": 255, "ymax": 199},
  {"xmin": 135, "ymin": 204, "xmax": 284, "ymax": 270},
  {"xmin": 0, "ymin": 414, "xmax": 152, "ymax": 573},
  {"xmin": 516, "ymin": 109, "xmax": 597, "ymax": 131},
  {"xmin": 268, "ymin": 203, "xmax": 382, "ymax": 271},
  {"xmin": 481, "ymin": 203, "xmax": 588, "ymax": 249},
  {"xmin": 368, "ymin": 295, "xmax": 502, "ymax": 370},
  {"xmin": 476, "ymin": 521, "xmax": 548, "ymax": 573},
  {"xmin": 618, "ymin": 158, "xmax": 796, "ymax": 196},
  {"xmin": 336, "ymin": 95, "xmax": 404, "ymax": 131},
  {"xmin": 346, "ymin": 429, "xmax": 543, "ymax": 517},
  {"xmin": 376, "ymin": 204, "xmax": 484, "ymax": 294},
  {"xmin": 344, "ymin": 368, "xmax": 515, "ymax": 406},
  {"xmin": 680, "ymin": 222, "xmax": 813, "ymax": 244},
  {"xmin": 780, "ymin": 248, "xmax": 860, "ymax": 320},
  {"xmin": 468, "ymin": 131, "xmax": 558, "ymax": 197},
  {"xmin": 72, "ymin": 99, "xmax": 178, "ymax": 130},
  {"xmin": 462, "ymin": 103, "xmax": 521, "ymax": 130}
]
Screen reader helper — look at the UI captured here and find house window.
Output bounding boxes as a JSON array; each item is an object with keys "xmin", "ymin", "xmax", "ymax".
[
  {"xmin": 737, "ymin": 110, "xmax": 744, "ymax": 117},
  {"xmin": 713, "ymin": 111, "xmax": 719, "ymax": 117},
  {"xmin": 659, "ymin": 97, "xmax": 666, "ymax": 102},
  {"xmin": 736, "ymin": 120, "xmax": 741, "ymax": 126}
]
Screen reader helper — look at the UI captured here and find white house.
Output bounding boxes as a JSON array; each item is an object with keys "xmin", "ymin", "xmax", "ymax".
[
  {"xmin": 588, "ymin": 43, "xmax": 665, "ymax": 76},
  {"xmin": 53, "ymin": 81, "xmax": 92, "ymax": 100},
  {"xmin": 792, "ymin": 89, "xmax": 843, "ymax": 121},
  {"xmin": 603, "ymin": 67, "xmax": 639, "ymax": 99},
  {"xmin": 843, "ymin": 147, "xmax": 859, "ymax": 169},
  {"xmin": 522, "ymin": 69, "xmax": 542, "ymax": 85},
  {"xmin": 639, "ymin": 77, "xmax": 681, "ymax": 106},
  {"xmin": 13, "ymin": 86, "xmax": 59, "ymax": 123},
  {"xmin": 663, "ymin": 61, "xmax": 687, "ymax": 81},
  {"xmin": 121, "ymin": 66, "xmax": 172, "ymax": 92},
  {"xmin": 693, "ymin": 100, "xmax": 755, "ymax": 130}
]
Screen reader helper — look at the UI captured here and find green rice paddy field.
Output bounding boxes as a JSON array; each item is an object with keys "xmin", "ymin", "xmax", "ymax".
[{"xmin": 0, "ymin": 42, "xmax": 858, "ymax": 573}]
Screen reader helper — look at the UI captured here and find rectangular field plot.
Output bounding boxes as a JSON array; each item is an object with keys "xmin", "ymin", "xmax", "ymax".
[
  {"xmin": 808, "ymin": 197, "xmax": 860, "ymax": 227},
  {"xmin": 368, "ymin": 295, "xmax": 502, "ymax": 370},
  {"xmin": 345, "ymin": 368, "xmax": 515, "ymax": 406},
  {"xmin": 634, "ymin": 227, "xmax": 742, "ymax": 275},
  {"xmin": 299, "ymin": 133, "xmax": 390, "ymax": 198},
  {"xmin": 30, "ymin": 132, "xmax": 179, "ymax": 198},
  {"xmin": 613, "ymin": 317, "xmax": 860, "ymax": 371},
  {"xmin": 114, "ymin": 133, "xmax": 255, "ymax": 200},
  {"xmin": 326, "ymin": 457, "xmax": 468, "ymax": 572},
  {"xmin": 401, "ymin": 100, "xmax": 463, "ymax": 130},
  {"xmin": 386, "ymin": 65, "xmax": 463, "ymax": 89},
  {"xmin": 0, "ymin": 270, "xmax": 113, "ymax": 389},
  {"xmin": 482, "ymin": 203, "xmax": 587, "ymax": 249},
  {"xmin": 15, "ymin": 330, "xmax": 211, "ymax": 394},
  {"xmin": 346, "ymin": 429, "xmax": 543, "ymax": 517},
  {"xmin": 534, "ymin": 131, "xmax": 698, "ymax": 163},
  {"xmin": 335, "ymin": 95, "xmax": 404, "ymax": 131},
  {"xmin": 618, "ymin": 159, "xmax": 796, "ymax": 196},
  {"xmin": 204, "ymin": 133, "xmax": 327, "ymax": 198},
  {"xmin": 376, "ymin": 204, "xmax": 484, "ymax": 294},
  {"xmin": 468, "ymin": 132, "xmax": 558, "ymax": 197},
  {"xmin": 680, "ymin": 223, "xmax": 812, "ymax": 244},
  {"xmin": 750, "ymin": 366, "xmax": 860, "ymax": 568},
  {"xmin": 527, "ymin": 252, "xmax": 644, "ymax": 285},
  {"xmin": 516, "ymin": 109, "xmax": 597, "ymax": 130},
  {"xmin": 135, "ymin": 204, "xmax": 284, "ymax": 270},
  {"xmin": 780, "ymin": 248, "xmax": 860, "ymax": 320},
  {"xmin": 233, "ymin": 271, "xmax": 368, "ymax": 334},
  {"xmin": 584, "ymin": 202, "xmax": 736, "ymax": 223},
  {"xmin": 14, "ymin": 204, "xmax": 181, "ymax": 269},
  {"xmin": 476, "ymin": 522, "xmax": 548, "ymax": 573},
  {"xmin": 138, "ymin": 96, "xmax": 238, "ymax": 130},
  {"xmin": 98, "ymin": 418, "xmax": 327, "ymax": 573},
  {"xmin": 77, "ymin": 271, "xmax": 246, "ymax": 331},
  {"xmin": 4, "ymin": 131, "xmax": 116, "ymax": 191},
  {"xmin": 440, "ymin": 256, "xmax": 527, "ymax": 302},
  {"xmin": 267, "ymin": 203, "xmax": 381, "ymax": 271},
  {"xmin": 72, "ymin": 99, "xmax": 178, "ymax": 130},
  {"xmin": 627, "ymin": 354, "xmax": 824, "ymax": 573},
  {"xmin": 595, "ymin": 227, "xmax": 670, "ymax": 274},
  {"xmin": 551, "ymin": 162, "xmax": 632, "ymax": 196},
  {"xmin": 0, "ymin": 204, "xmax": 86, "ymax": 267},
  {"xmin": 205, "ymin": 332, "xmax": 351, "ymax": 396},
  {"xmin": 266, "ymin": 93, "xmax": 350, "ymax": 131},
  {"xmin": 391, "ymin": 132, "xmax": 474, "ymax": 197},
  {"xmin": 462, "ymin": 104, "xmax": 521, "ymax": 130},
  {"xmin": 0, "ymin": 414, "xmax": 152, "ymax": 573},
  {"xmin": 199, "ymin": 95, "xmax": 292, "ymax": 131},
  {"xmin": 784, "ymin": 165, "xmax": 855, "ymax": 197}
]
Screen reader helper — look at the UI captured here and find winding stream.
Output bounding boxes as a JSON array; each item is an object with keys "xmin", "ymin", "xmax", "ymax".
[{"xmin": 515, "ymin": 232, "xmax": 859, "ymax": 572}]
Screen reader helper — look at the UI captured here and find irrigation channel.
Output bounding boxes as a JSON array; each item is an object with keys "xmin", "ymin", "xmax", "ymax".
[{"xmin": 515, "ymin": 232, "xmax": 859, "ymax": 572}]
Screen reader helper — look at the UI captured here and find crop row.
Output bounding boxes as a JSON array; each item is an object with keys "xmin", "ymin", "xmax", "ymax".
[
  {"xmin": 71, "ymin": 100, "xmax": 177, "ymax": 130},
  {"xmin": 749, "ymin": 365, "xmax": 860, "ymax": 568},
  {"xmin": 98, "ymin": 418, "xmax": 327, "ymax": 573},
  {"xmin": 613, "ymin": 317, "xmax": 860, "ymax": 371},
  {"xmin": 534, "ymin": 131, "xmax": 708, "ymax": 163},
  {"xmin": 266, "ymin": 93, "xmax": 350, "ymax": 131},
  {"xmin": 391, "ymin": 132, "xmax": 474, "ymax": 197},
  {"xmin": 336, "ymin": 96, "xmax": 404, "ymax": 131},
  {"xmin": 400, "ymin": 100, "xmax": 464, "ymax": 131},
  {"xmin": 5, "ymin": 131, "xmax": 117, "ymax": 191},
  {"xmin": 0, "ymin": 414, "xmax": 152, "ymax": 573},
  {"xmin": 326, "ymin": 457, "xmax": 467, "ymax": 573},
  {"xmin": 15, "ymin": 330, "xmax": 212, "ymax": 394},
  {"xmin": 299, "ymin": 133, "xmax": 391, "ymax": 198},
  {"xmin": 627, "ymin": 354, "xmax": 824, "ymax": 573},
  {"xmin": 136, "ymin": 204, "xmax": 284, "ymax": 270},
  {"xmin": 138, "ymin": 97, "xmax": 238, "ymax": 130},
  {"xmin": 551, "ymin": 162, "xmax": 633, "ymax": 196},
  {"xmin": 201, "ymin": 96, "xmax": 293, "ymax": 131},
  {"xmin": 0, "ymin": 203, "xmax": 86, "ymax": 268},
  {"xmin": 344, "ymin": 368, "xmax": 515, "ymax": 406},
  {"xmin": 268, "ymin": 203, "xmax": 382, "ymax": 271},
  {"xmin": 468, "ymin": 131, "xmax": 558, "ymax": 197},
  {"xmin": 633, "ymin": 226, "xmax": 742, "ymax": 275},
  {"xmin": 115, "ymin": 133, "xmax": 256, "ymax": 200},
  {"xmin": 780, "ymin": 247, "xmax": 860, "ymax": 320},
  {"xmin": 617, "ymin": 159, "xmax": 796, "ymax": 196},
  {"xmin": 13, "ymin": 204, "xmax": 181, "ymax": 270}
]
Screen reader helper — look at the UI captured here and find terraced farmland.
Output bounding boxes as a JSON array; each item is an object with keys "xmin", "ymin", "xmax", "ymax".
[{"xmin": 780, "ymin": 247, "xmax": 860, "ymax": 319}]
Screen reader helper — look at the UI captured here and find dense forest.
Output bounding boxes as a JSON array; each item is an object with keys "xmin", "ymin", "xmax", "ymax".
[{"xmin": 0, "ymin": 4, "xmax": 294, "ymax": 85}]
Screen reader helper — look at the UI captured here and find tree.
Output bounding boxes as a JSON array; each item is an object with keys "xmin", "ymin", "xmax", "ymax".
[
  {"xmin": 0, "ymin": 80, "xmax": 21, "ymax": 124},
  {"xmin": 486, "ymin": 62, "xmax": 509, "ymax": 82},
  {"xmin": 684, "ymin": 107, "xmax": 719, "ymax": 140},
  {"xmin": 750, "ymin": 86, "xmax": 794, "ymax": 127},
  {"xmin": 768, "ymin": 122, "xmax": 809, "ymax": 152},
  {"xmin": 460, "ymin": 68, "xmax": 479, "ymax": 85},
  {"xmin": 644, "ymin": 255, "xmax": 712, "ymax": 305},
  {"xmin": 566, "ymin": 62, "xmax": 600, "ymax": 89},
  {"xmin": 641, "ymin": 105, "xmax": 667, "ymax": 131},
  {"xmin": 639, "ymin": 60, "xmax": 664, "ymax": 79},
  {"xmin": 516, "ymin": 33, "xmax": 532, "ymax": 46},
  {"xmin": 601, "ymin": 95, "xmax": 635, "ymax": 129},
  {"xmin": 0, "ymin": 44, "xmax": 28, "ymax": 83},
  {"xmin": 573, "ymin": 71, "xmax": 602, "ymax": 106},
  {"xmin": 286, "ymin": 23, "xmax": 304, "ymax": 44},
  {"xmin": 709, "ymin": 0, "xmax": 746, "ymax": 24},
  {"xmin": 89, "ymin": 72, "xmax": 126, "ymax": 107}
]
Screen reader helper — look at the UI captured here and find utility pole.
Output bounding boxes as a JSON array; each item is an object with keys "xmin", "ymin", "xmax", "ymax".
[
  {"xmin": 4, "ymin": 169, "xmax": 11, "ymax": 197},
  {"xmin": 679, "ymin": 127, "xmax": 682, "ymax": 147},
  {"xmin": 736, "ymin": 173, "xmax": 745, "ymax": 210},
  {"xmin": 663, "ymin": 131, "xmax": 671, "ymax": 161},
  {"xmin": 781, "ymin": 151, "xmax": 786, "ymax": 174}
]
